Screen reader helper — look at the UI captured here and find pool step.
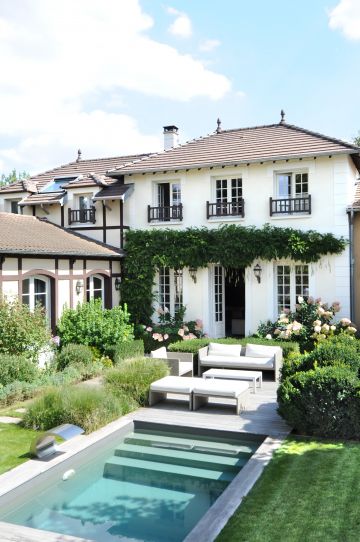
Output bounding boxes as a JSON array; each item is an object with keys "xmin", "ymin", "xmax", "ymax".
[
  {"xmin": 124, "ymin": 432, "xmax": 256, "ymax": 457},
  {"xmin": 103, "ymin": 456, "xmax": 235, "ymax": 485},
  {"xmin": 115, "ymin": 443, "xmax": 246, "ymax": 472}
]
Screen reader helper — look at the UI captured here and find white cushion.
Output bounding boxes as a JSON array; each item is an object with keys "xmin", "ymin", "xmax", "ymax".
[
  {"xmin": 150, "ymin": 376, "xmax": 194, "ymax": 394},
  {"xmin": 193, "ymin": 379, "xmax": 248, "ymax": 398},
  {"xmin": 201, "ymin": 355, "xmax": 242, "ymax": 364},
  {"xmin": 208, "ymin": 342, "xmax": 242, "ymax": 357},
  {"xmin": 245, "ymin": 343, "xmax": 277, "ymax": 358},
  {"xmin": 201, "ymin": 355, "xmax": 274, "ymax": 369},
  {"xmin": 150, "ymin": 347, "xmax": 167, "ymax": 359},
  {"xmin": 179, "ymin": 361, "xmax": 193, "ymax": 375}
]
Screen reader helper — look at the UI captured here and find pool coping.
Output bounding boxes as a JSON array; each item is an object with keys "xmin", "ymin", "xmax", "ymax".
[{"xmin": 0, "ymin": 413, "xmax": 289, "ymax": 542}]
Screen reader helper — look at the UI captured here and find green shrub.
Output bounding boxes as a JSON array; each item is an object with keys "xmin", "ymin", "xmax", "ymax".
[
  {"xmin": 0, "ymin": 299, "xmax": 51, "ymax": 362},
  {"xmin": 56, "ymin": 344, "xmax": 94, "ymax": 371},
  {"xmin": 105, "ymin": 357, "xmax": 169, "ymax": 405},
  {"xmin": 168, "ymin": 337, "xmax": 299, "ymax": 361},
  {"xmin": 105, "ymin": 339, "xmax": 145, "ymax": 364},
  {"xmin": 56, "ymin": 299, "xmax": 134, "ymax": 352},
  {"xmin": 0, "ymin": 354, "xmax": 39, "ymax": 386},
  {"xmin": 23, "ymin": 386, "xmax": 137, "ymax": 434},
  {"xmin": 0, "ymin": 380, "xmax": 40, "ymax": 405},
  {"xmin": 277, "ymin": 367, "xmax": 360, "ymax": 439}
]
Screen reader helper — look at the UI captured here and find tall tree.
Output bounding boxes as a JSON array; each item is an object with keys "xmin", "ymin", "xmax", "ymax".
[
  {"xmin": 352, "ymin": 132, "xmax": 360, "ymax": 147},
  {"xmin": 0, "ymin": 169, "xmax": 30, "ymax": 187}
]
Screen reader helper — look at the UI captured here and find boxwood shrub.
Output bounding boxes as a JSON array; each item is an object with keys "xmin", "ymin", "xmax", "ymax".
[
  {"xmin": 105, "ymin": 357, "xmax": 169, "ymax": 406},
  {"xmin": 0, "ymin": 354, "xmax": 39, "ymax": 386},
  {"xmin": 105, "ymin": 339, "xmax": 145, "ymax": 364},
  {"xmin": 277, "ymin": 366, "xmax": 360, "ymax": 439},
  {"xmin": 56, "ymin": 344, "xmax": 94, "ymax": 371}
]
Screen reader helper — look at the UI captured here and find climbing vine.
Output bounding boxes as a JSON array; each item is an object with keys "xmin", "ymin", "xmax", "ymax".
[{"xmin": 120, "ymin": 224, "xmax": 347, "ymax": 324}]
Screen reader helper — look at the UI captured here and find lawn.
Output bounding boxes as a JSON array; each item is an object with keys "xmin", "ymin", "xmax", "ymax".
[
  {"xmin": 0, "ymin": 423, "xmax": 39, "ymax": 475},
  {"xmin": 217, "ymin": 438, "xmax": 360, "ymax": 542}
]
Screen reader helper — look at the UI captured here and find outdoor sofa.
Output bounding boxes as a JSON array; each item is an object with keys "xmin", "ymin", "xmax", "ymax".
[
  {"xmin": 198, "ymin": 342, "xmax": 283, "ymax": 381},
  {"xmin": 150, "ymin": 346, "xmax": 193, "ymax": 376}
]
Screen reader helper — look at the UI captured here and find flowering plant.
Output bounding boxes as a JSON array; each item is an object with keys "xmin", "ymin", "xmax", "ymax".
[
  {"xmin": 140, "ymin": 305, "xmax": 205, "ymax": 350},
  {"xmin": 257, "ymin": 297, "xmax": 356, "ymax": 351}
]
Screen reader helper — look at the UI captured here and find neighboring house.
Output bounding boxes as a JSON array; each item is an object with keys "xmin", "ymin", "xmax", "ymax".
[
  {"xmin": 1, "ymin": 120, "xmax": 359, "ymax": 336},
  {"xmin": 107, "ymin": 119, "xmax": 360, "ymax": 337},
  {"xmin": 348, "ymin": 184, "xmax": 360, "ymax": 329},
  {"xmin": 0, "ymin": 213, "xmax": 123, "ymax": 330}
]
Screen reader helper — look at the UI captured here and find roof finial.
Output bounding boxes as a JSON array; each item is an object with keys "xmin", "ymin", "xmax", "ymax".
[
  {"xmin": 76, "ymin": 149, "xmax": 82, "ymax": 162},
  {"xmin": 280, "ymin": 109, "xmax": 285, "ymax": 124},
  {"xmin": 216, "ymin": 118, "xmax": 222, "ymax": 134}
]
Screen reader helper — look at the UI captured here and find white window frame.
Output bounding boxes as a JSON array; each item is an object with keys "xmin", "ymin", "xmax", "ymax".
[
  {"xmin": 154, "ymin": 180, "xmax": 182, "ymax": 207},
  {"xmin": 86, "ymin": 274, "xmax": 104, "ymax": 305},
  {"xmin": 9, "ymin": 200, "xmax": 20, "ymax": 214},
  {"xmin": 275, "ymin": 263, "xmax": 309, "ymax": 314},
  {"xmin": 275, "ymin": 171, "xmax": 309, "ymax": 199},
  {"xmin": 22, "ymin": 275, "xmax": 50, "ymax": 314},
  {"xmin": 77, "ymin": 193, "xmax": 93, "ymax": 210},
  {"xmin": 213, "ymin": 177, "xmax": 243, "ymax": 203},
  {"xmin": 158, "ymin": 266, "xmax": 183, "ymax": 316}
]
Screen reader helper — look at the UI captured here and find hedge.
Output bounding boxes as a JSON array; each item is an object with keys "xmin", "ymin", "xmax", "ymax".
[
  {"xmin": 277, "ymin": 366, "xmax": 360, "ymax": 439},
  {"xmin": 105, "ymin": 340, "xmax": 145, "ymax": 364}
]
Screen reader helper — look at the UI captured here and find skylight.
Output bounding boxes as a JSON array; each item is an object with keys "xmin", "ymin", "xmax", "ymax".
[{"xmin": 40, "ymin": 177, "xmax": 76, "ymax": 193}]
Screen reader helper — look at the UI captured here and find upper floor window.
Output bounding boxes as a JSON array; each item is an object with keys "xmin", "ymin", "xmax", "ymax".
[
  {"xmin": 271, "ymin": 172, "xmax": 311, "ymax": 216},
  {"xmin": 148, "ymin": 181, "xmax": 182, "ymax": 222},
  {"xmin": 158, "ymin": 267, "xmax": 183, "ymax": 316},
  {"xmin": 68, "ymin": 193, "xmax": 96, "ymax": 224},
  {"xmin": 86, "ymin": 274, "xmax": 104, "ymax": 304},
  {"xmin": 10, "ymin": 200, "xmax": 19, "ymax": 214},
  {"xmin": 22, "ymin": 276, "xmax": 50, "ymax": 314},
  {"xmin": 207, "ymin": 177, "xmax": 244, "ymax": 218},
  {"xmin": 276, "ymin": 264, "xmax": 309, "ymax": 314}
]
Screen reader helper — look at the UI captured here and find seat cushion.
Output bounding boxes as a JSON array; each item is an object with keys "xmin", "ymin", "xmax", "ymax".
[
  {"xmin": 150, "ymin": 376, "xmax": 194, "ymax": 394},
  {"xmin": 150, "ymin": 346, "xmax": 167, "ymax": 359},
  {"xmin": 245, "ymin": 343, "xmax": 277, "ymax": 358},
  {"xmin": 201, "ymin": 356, "xmax": 274, "ymax": 369},
  {"xmin": 201, "ymin": 355, "xmax": 243, "ymax": 365},
  {"xmin": 193, "ymin": 379, "xmax": 248, "ymax": 398},
  {"xmin": 179, "ymin": 361, "xmax": 193, "ymax": 375},
  {"xmin": 208, "ymin": 342, "xmax": 242, "ymax": 357}
]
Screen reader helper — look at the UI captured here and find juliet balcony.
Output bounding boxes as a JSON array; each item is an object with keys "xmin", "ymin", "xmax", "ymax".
[
  {"xmin": 206, "ymin": 199, "xmax": 245, "ymax": 219},
  {"xmin": 68, "ymin": 207, "xmax": 96, "ymax": 224},
  {"xmin": 147, "ymin": 204, "xmax": 183, "ymax": 222},
  {"xmin": 269, "ymin": 195, "xmax": 311, "ymax": 216}
]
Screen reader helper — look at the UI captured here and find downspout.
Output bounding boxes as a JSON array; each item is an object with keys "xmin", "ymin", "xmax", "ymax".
[{"xmin": 348, "ymin": 209, "xmax": 355, "ymax": 322}]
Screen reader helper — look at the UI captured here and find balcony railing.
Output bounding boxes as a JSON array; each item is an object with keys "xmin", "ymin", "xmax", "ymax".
[
  {"xmin": 68, "ymin": 207, "xmax": 96, "ymax": 224},
  {"xmin": 148, "ymin": 204, "xmax": 183, "ymax": 222},
  {"xmin": 270, "ymin": 195, "xmax": 311, "ymax": 216},
  {"xmin": 206, "ymin": 199, "xmax": 245, "ymax": 219}
]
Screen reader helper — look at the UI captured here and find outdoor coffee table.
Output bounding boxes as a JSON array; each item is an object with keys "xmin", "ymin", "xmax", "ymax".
[{"xmin": 202, "ymin": 368, "xmax": 262, "ymax": 393}]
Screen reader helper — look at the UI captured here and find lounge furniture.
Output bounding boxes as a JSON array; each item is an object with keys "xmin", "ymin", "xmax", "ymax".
[
  {"xmin": 150, "ymin": 347, "xmax": 193, "ymax": 376},
  {"xmin": 202, "ymin": 368, "xmax": 262, "ymax": 393},
  {"xmin": 198, "ymin": 342, "xmax": 283, "ymax": 381},
  {"xmin": 149, "ymin": 376, "xmax": 249, "ymax": 414},
  {"xmin": 149, "ymin": 376, "xmax": 195, "ymax": 409}
]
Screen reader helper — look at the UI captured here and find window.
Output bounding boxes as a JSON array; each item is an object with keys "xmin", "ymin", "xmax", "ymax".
[
  {"xmin": 214, "ymin": 265, "xmax": 223, "ymax": 322},
  {"xmin": 149, "ymin": 182, "xmax": 182, "ymax": 221},
  {"xmin": 40, "ymin": 177, "xmax": 76, "ymax": 193},
  {"xmin": 69, "ymin": 193, "xmax": 95, "ymax": 224},
  {"xmin": 86, "ymin": 275, "xmax": 104, "ymax": 303},
  {"xmin": 271, "ymin": 172, "xmax": 310, "ymax": 215},
  {"xmin": 22, "ymin": 276, "xmax": 50, "ymax": 313},
  {"xmin": 158, "ymin": 267, "xmax": 183, "ymax": 316},
  {"xmin": 207, "ymin": 178, "xmax": 244, "ymax": 218},
  {"xmin": 78, "ymin": 194, "xmax": 92, "ymax": 210},
  {"xmin": 10, "ymin": 201, "xmax": 19, "ymax": 214},
  {"xmin": 276, "ymin": 264, "xmax": 309, "ymax": 314}
]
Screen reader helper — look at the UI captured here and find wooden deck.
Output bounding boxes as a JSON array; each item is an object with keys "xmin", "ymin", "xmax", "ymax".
[{"xmin": 135, "ymin": 381, "xmax": 291, "ymax": 437}]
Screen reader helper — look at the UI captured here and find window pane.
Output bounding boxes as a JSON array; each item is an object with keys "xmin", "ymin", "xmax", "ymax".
[
  {"xmin": 22, "ymin": 279, "xmax": 30, "ymax": 295},
  {"xmin": 231, "ymin": 178, "xmax": 242, "ymax": 201},
  {"xmin": 172, "ymin": 184, "xmax": 181, "ymax": 206},
  {"xmin": 216, "ymin": 179, "xmax": 227, "ymax": 203},
  {"xmin": 93, "ymin": 277, "xmax": 102, "ymax": 290},
  {"xmin": 174, "ymin": 269, "xmax": 183, "ymax": 316},
  {"xmin": 11, "ymin": 201, "xmax": 19, "ymax": 214},
  {"xmin": 214, "ymin": 266, "xmax": 223, "ymax": 322},
  {"xmin": 79, "ymin": 196, "xmax": 91, "ymax": 210},
  {"xmin": 277, "ymin": 174, "xmax": 291, "ymax": 198},
  {"xmin": 277, "ymin": 265, "xmax": 291, "ymax": 313},
  {"xmin": 93, "ymin": 290, "xmax": 102, "ymax": 300},
  {"xmin": 159, "ymin": 267, "xmax": 170, "ymax": 311},
  {"xmin": 34, "ymin": 278, "xmax": 46, "ymax": 294},
  {"xmin": 35, "ymin": 293, "xmax": 46, "ymax": 308}
]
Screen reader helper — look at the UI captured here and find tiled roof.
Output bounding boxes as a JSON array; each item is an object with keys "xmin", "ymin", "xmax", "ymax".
[
  {"xmin": 0, "ymin": 154, "xmax": 149, "ymax": 194},
  {"xmin": 350, "ymin": 182, "xmax": 360, "ymax": 210},
  {"xmin": 110, "ymin": 123, "xmax": 360, "ymax": 175},
  {"xmin": 0, "ymin": 213, "xmax": 123, "ymax": 258},
  {"xmin": 93, "ymin": 182, "xmax": 134, "ymax": 201},
  {"xmin": 19, "ymin": 192, "xmax": 65, "ymax": 207}
]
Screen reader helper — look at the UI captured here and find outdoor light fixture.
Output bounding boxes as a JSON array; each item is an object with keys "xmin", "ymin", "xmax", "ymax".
[
  {"xmin": 253, "ymin": 263, "xmax": 262, "ymax": 284},
  {"xmin": 189, "ymin": 266, "xmax": 197, "ymax": 284},
  {"xmin": 75, "ymin": 280, "xmax": 83, "ymax": 295},
  {"xmin": 114, "ymin": 277, "xmax": 121, "ymax": 291}
]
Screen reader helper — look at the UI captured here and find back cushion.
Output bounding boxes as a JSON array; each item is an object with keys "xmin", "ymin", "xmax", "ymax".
[
  {"xmin": 246, "ymin": 343, "xmax": 275, "ymax": 358},
  {"xmin": 208, "ymin": 342, "xmax": 241, "ymax": 357},
  {"xmin": 150, "ymin": 347, "xmax": 167, "ymax": 359}
]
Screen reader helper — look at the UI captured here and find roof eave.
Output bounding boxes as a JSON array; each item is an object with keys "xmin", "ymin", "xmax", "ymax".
[{"xmin": 0, "ymin": 250, "xmax": 124, "ymax": 259}]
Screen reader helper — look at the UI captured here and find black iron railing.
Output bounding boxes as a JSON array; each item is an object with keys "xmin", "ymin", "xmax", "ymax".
[
  {"xmin": 68, "ymin": 207, "xmax": 96, "ymax": 224},
  {"xmin": 206, "ymin": 199, "xmax": 245, "ymax": 219},
  {"xmin": 148, "ymin": 204, "xmax": 183, "ymax": 222},
  {"xmin": 269, "ymin": 195, "xmax": 311, "ymax": 216}
]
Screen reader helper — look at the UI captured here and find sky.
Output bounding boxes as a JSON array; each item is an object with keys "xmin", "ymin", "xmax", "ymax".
[{"xmin": 0, "ymin": 0, "xmax": 359, "ymax": 175}]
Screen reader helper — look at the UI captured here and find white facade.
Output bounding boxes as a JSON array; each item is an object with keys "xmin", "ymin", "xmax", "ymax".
[{"xmin": 122, "ymin": 154, "xmax": 355, "ymax": 336}]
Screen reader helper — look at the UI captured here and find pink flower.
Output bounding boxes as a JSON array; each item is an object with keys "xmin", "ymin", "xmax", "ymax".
[
  {"xmin": 146, "ymin": 326, "xmax": 152, "ymax": 332},
  {"xmin": 157, "ymin": 307, "xmax": 164, "ymax": 315},
  {"xmin": 178, "ymin": 328, "xmax": 185, "ymax": 337},
  {"xmin": 152, "ymin": 332, "xmax": 163, "ymax": 341},
  {"xmin": 164, "ymin": 334, "xmax": 169, "ymax": 340},
  {"xmin": 51, "ymin": 336, "xmax": 60, "ymax": 346}
]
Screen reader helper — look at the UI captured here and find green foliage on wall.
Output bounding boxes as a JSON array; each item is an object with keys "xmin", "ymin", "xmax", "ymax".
[{"xmin": 121, "ymin": 224, "xmax": 347, "ymax": 324}]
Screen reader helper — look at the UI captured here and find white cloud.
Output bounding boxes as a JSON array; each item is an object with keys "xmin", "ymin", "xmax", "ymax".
[
  {"xmin": 0, "ymin": 0, "xmax": 230, "ymax": 173},
  {"xmin": 199, "ymin": 39, "xmax": 221, "ymax": 52},
  {"xmin": 328, "ymin": 0, "xmax": 360, "ymax": 40},
  {"xmin": 167, "ymin": 6, "xmax": 192, "ymax": 38}
]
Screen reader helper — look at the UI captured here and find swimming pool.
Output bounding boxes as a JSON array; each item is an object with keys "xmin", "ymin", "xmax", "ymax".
[{"xmin": 0, "ymin": 422, "xmax": 263, "ymax": 542}]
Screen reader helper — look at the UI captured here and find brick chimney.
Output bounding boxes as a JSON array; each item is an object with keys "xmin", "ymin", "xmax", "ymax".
[{"xmin": 163, "ymin": 125, "xmax": 179, "ymax": 150}]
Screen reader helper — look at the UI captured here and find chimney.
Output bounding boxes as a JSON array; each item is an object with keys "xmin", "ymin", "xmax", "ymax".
[{"xmin": 163, "ymin": 125, "xmax": 179, "ymax": 151}]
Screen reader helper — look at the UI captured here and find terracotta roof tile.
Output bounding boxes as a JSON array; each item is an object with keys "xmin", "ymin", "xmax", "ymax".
[
  {"xmin": 0, "ymin": 213, "xmax": 123, "ymax": 258},
  {"xmin": 93, "ymin": 182, "xmax": 134, "ymax": 201},
  {"xmin": 19, "ymin": 192, "xmax": 65, "ymax": 206}
]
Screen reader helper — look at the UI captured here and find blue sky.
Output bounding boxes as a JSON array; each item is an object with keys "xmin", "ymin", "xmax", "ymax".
[{"xmin": 0, "ymin": 0, "xmax": 359, "ymax": 174}]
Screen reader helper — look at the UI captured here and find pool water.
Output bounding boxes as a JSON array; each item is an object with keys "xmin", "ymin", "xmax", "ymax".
[{"xmin": 1, "ymin": 427, "xmax": 262, "ymax": 542}]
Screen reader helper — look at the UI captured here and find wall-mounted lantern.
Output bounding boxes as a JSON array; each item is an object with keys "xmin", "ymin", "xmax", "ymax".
[
  {"xmin": 253, "ymin": 263, "xmax": 262, "ymax": 284},
  {"xmin": 114, "ymin": 277, "xmax": 121, "ymax": 291},
  {"xmin": 189, "ymin": 267, "xmax": 197, "ymax": 284},
  {"xmin": 75, "ymin": 280, "xmax": 84, "ymax": 295}
]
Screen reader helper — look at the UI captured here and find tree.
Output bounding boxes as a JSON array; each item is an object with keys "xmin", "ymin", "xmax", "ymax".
[
  {"xmin": 0, "ymin": 169, "xmax": 30, "ymax": 187},
  {"xmin": 352, "ymin": 132, "xmax": 360, "ymax": 147}
]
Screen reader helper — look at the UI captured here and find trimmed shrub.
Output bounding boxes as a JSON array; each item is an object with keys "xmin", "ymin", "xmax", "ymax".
[
  {"xmin": 56, "ymin": 344, "xmax": 94, "ymax": 370},
  {"xmin": 168, "ymin": 337, "xmax": 299, "ymax": 361},
  {"xmin": 56, "ymin": 299, "xmax": 134, "ymax": 352},
  {"xmin": 105, "ymin": 357, "xmax": 169, "ymax": 405},
  {"xmin": 23, "ymin": 386, "xmax": 137, "ymax": 434},
  {"xmin": 0, "ymin": 354, "xmax": 39, "ymax": 386},
  {"xmin": 105, "ymin": 340, "xmax": 145, "ymax": 364},
  {"xmin": 0, "ymin": 299, "xmax": 51, "ymax": 362},
  {"xmin": 277, "ymin": 366, "xmax": 360, "ymax": 439}
]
